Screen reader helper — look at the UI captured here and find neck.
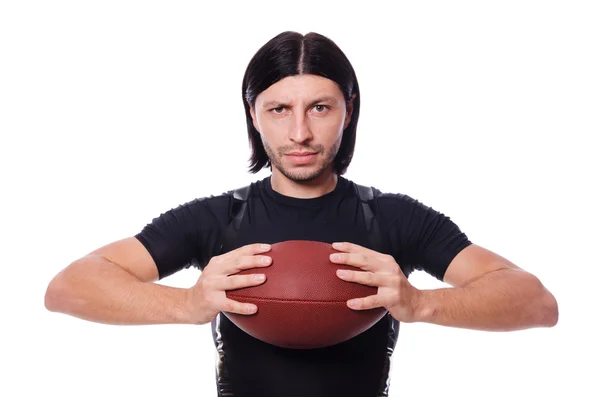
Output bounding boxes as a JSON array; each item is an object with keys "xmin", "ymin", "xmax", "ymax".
[{"xmin": 270, "ymin": 169, "xmax": 338, "ymax": 199}]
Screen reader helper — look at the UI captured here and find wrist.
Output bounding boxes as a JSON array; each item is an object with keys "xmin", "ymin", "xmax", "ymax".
[
  {"xmin": 182, "ymin": 286, "xmax": 213, "ymax": 325},
  {"xmin": 411, "ymin": 288, "xmax": 436, "ymax": 323},
  {"xmin": 180, "ymin": 288, "xmax": 198, "ymax": 325}
]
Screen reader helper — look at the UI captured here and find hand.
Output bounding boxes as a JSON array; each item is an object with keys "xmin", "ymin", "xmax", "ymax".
[
  {"xmin": 187, "ymin": 243, "xmax": 272, "ymax": 325},
  {"xmin": 329, "ymin": 242, "xmax": 421, "ymax": 323}
]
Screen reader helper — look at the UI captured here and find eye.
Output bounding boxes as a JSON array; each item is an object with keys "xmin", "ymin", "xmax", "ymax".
[
  {"xmin": 313, "ymin": 104, "xmax": 329, "ymax": 113},
  {"xmin": 271, "ymin": 106, "xmax": 286, "ymax": 114}
]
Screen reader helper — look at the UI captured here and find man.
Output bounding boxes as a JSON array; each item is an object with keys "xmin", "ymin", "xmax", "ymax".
[{"xmin": 45, "ymin": 31, "xmax": 558, "ymax": 397}]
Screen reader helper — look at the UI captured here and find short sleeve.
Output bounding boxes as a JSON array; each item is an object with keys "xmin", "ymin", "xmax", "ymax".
[
  {"xmin": 134, "ymin": 194, "xmax": 231, "ymax": 280},
  {"xmin": 378, "ymin": 193, "xmax": 472, "ymax": 281}
]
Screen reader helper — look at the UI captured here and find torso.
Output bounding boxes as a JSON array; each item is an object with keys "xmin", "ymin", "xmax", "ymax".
[{"xmin": 211, "ymin": 177, "xmax": 399, "ymax": 397}]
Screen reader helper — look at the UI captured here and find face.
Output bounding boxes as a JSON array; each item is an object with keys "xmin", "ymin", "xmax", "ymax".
[{"xmin": 249, "ymin": 74, "xmax": 353, "ymax": 182}]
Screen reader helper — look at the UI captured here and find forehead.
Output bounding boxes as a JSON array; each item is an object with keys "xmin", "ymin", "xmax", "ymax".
[{"xmin": 256, "ymin": 74, "xmax": 344, "ymax": 105}]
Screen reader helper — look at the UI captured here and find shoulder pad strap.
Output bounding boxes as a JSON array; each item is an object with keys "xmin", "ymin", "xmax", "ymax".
[
  {"xmin": 354, "ymin": 183, "xmax": 374, "ymax": 202},
  {"xmin": 219, "ymin": 185, "xmax": 250, "ymax": 255},
  {"xmin": 232, "ymin": 185, "xmax": 250, "ymax": 201},
  {"xmin": 230, "ymin": 185, "xmax": 249, "ymax": 225},
  {"xmin": 354, "ymin": 183, "xmax": 383, "ymax": 252}
]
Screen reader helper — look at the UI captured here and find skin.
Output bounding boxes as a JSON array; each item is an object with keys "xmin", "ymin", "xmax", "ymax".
[
  {"xmin": 249, "ymin": 74, "xmax": 354, "ymax": 199},
  {"xmin": 249, "ymin": 74, "xmax": 559, "ymax": 331},
  {"xmin": 45, "ymin": 73, "xmax": 558, "ymax": 333}
]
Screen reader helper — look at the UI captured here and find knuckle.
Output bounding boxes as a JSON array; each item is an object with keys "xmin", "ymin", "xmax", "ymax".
[
  {"xmin": 344, "ymin": 269, "xmax": 354, "ymax": 280},
  {"xmin": 224, "ymin": 300, "xmax": 234, "ymax": 312},
  {"xmin": 220, "ymin": 275, "xmax": 233, "ymax": 289},
  {"xmin": 394, "ymin": 273, "xmax": 405, "ymax": 287},
  {"xmin": 198, "ymin": 276, "xmax": 211, "ymax": 290},
  {"xmin": 366, "ymin": 272, "xmax": 375, "ymax": 283},
  {"xmin": 227, "ymin": 275, "xmax": 243, "ymax": 289},
  {"xmin": 236, "ymin": 256, "xmax": 251, "ymax": 269},
  {"xmin": 208, "ymin": 276, "xmax": 222, "ymax": 289},
  {"xmin": 358, "ymin": 270, "xmax": 367, "ymax": 282},
  {"xmin": 394, "ymin": 273, "xmax": 403, "ymax": 283}
]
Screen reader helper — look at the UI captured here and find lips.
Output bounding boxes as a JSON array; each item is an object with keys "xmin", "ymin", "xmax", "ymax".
[{"xmin": 285, "ymin": 152, "xmax": 318, "ymax": 164}]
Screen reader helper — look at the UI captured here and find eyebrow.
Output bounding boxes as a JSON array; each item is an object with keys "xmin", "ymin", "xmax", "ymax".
[{"xmin": 262, "ymin": 96, "xmax": 339, "ymax": 109}]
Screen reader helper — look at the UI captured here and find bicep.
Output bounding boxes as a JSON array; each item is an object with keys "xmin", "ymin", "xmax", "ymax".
[
  {"xmin": 86, "ymin": 237, "xmax": 160, "ymax": 283},
  {"xmin": 382, "ymin": 195, "xmax": 523, "ymax": 286},
  {"xmin": 443, "ymin": 243, "xmax": 523, "ymax": 287},
  {"xmin": 130, "ymin": 196, "xmax": 230, "ymax": 280},
  {"xmin": 385, "ymin": 196, "xmax": 473, "ymax": 282}
]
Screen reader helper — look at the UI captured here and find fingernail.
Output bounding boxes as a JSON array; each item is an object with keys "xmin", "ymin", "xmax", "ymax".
[
  {"xmin": 247, "ymin": 305, "xmax": 257, "ymax": 313},
  {"xmin": 262, "ymin": 257, "xmax": 271, "ymax": 264},
  {"xmin": 261, "ymin": 244, "xmax": 270, "ymax": 250},
  {"xmin": 254, "ymin": 274, "xmax": 265, "ymax": 281},
  {"xmin": 337, "ymin": 269, "xmax": 349, "ymax": 277},
  {"xmin": 330, "ymin": 253, "xmax": 341, "ymax": 261}
]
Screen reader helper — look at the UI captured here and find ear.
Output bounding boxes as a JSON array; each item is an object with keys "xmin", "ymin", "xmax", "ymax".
[
  {"xmin": 248, "ymin": 101, "xmax": 260, "ymax": 132},
  {"xmin": 343, "ymin": 93, "xmax": 356, "ymax": 129}
]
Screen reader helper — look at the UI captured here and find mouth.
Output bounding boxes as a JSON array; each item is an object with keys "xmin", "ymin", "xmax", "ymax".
[
  {"xmin": 286, "ymin": 152, "xmax": 317, "ymax": 156},
  {"xmin": 285, "ymin": 152, "xmax": 318, "ymax": 165}
]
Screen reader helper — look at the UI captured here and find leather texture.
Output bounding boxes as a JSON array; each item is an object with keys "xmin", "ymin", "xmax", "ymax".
[{"xmin": 224, "ymin": 240, "xmax": 388, "ymax": 349}]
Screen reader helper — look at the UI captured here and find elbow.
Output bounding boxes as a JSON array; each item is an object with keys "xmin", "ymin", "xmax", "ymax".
[
  {"xmin": 533, "ymin": 277, "xmax": 558, "ymax": 328},
  {"xmin": 519, "ymin": 272, "xmax": 558, "ymax": 329},
  {"xmin": 44, "ymin": 276, "xmax": 64, "ymax": 312},
  {"xmin": 45, "ymin": 269, "xmax": 75, "ymax": 313},
  {"xmin": 541, "ymin": 290, "xmax": 559, "ymax": 327}
]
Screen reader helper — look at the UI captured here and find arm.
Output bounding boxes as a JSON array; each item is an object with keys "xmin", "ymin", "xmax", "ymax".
[
  {"xmin": 45, "ymin": 195, "xmax": 227, "ymax": 325},
  {"xmin": 44, "ymin": 237, "xmax": 196, "ymax": 325},
  {"xmin": 414, "ymin": 244, "xmax": 559, "ymax": 331}
]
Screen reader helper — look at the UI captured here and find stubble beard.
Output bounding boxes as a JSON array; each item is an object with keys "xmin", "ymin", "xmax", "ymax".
[{"xmin": 263, "ymin": 137, "xmax": 342, "ymax": 182}]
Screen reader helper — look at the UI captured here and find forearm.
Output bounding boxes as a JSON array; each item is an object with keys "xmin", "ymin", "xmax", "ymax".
[
  {"xmin": 414, "ymin": 269, "xmax": 558, "ymax": 331},
  {"xmin": 45, "ymin": 256, "xmax": 193, "ymax": 325}
]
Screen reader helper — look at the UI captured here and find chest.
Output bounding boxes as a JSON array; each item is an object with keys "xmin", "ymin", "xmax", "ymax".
[{"xmin": 226, "ymin": 197, "xmax": 379, "ymax": 253}]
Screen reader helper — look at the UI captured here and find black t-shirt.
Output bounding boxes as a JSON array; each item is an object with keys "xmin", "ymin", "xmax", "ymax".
[{"xmin": 134, "ymin": 176, "xmax": 472, "ymax": 397}]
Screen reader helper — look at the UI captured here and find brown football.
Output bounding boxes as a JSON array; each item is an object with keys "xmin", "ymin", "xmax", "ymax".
[{"xmin": 224, "ymin": 240, "xmax": 388, "ymax": 349}]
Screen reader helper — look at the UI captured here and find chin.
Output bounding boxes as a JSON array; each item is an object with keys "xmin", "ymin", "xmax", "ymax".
[{"xmin": 277, "ymin": 164, "xmax": 329, "ymax": 182}]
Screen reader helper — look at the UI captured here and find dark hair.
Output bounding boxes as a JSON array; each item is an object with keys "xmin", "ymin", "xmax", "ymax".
[{"xmin": 242, "ymin": 31, "xmax": 360, "ymax": 175}]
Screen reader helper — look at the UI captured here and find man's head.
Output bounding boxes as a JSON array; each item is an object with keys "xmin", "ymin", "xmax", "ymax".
[{"xmin": 242, "ymin": 31, "xmax": 360, "ymax": 181}]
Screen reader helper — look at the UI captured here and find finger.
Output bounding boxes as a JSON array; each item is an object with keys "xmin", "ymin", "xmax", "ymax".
[
  {"xmin": 213, "ymin": 252, "xmax": 272, "ymax": 275},
  {"xmin": 220, "ymin": 297, "xmax": 259, "ymax": 315},
  {"xmin": 336, "ymin": 269, "xmax": 389, "ymax": 287},
  {"xmin": 347, "ymin": 294, "xmax": 388, "ymax": 311},
  {"xmin": 229, "ymin": 243, "xmax": 272, "ymax": 258},
  {"xmin": 215, "ymin": 273, "xmax": 267, "ymax": 291},
  {"xmin": 209, "ymin": 243, "xmax": 270, "ymax": 273},
  {"xmin": 330, "ymin": 252, "xmax": 374, "ymax": 270},
  {"xmin": 234, "ymin": 255, "xmax": 272, "ymax": 271},
  {"xmin": 332, "ymin": 241, "xmax": 379, "ymax": 256}
]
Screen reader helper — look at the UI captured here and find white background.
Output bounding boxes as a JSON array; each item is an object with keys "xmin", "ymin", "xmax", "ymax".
[{"xmin": 1, "ymin": 1, "xmax": 598, "ymax": 396}]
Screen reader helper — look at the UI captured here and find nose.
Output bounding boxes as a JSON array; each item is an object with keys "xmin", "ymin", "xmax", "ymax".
[{"xmin": 288, "ymin": 112, "xmax": 313, "ymax": 143}]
